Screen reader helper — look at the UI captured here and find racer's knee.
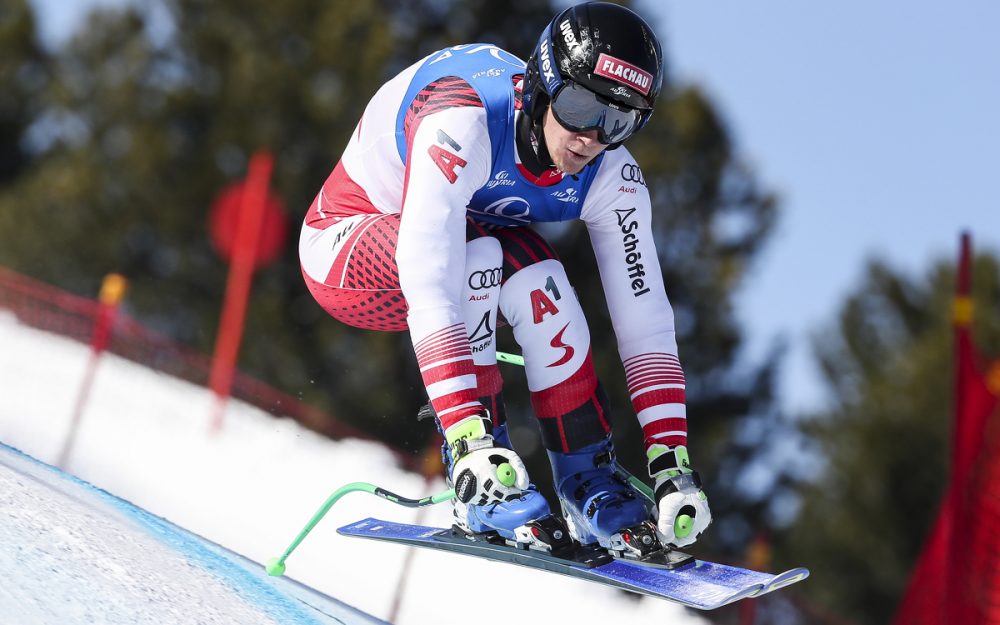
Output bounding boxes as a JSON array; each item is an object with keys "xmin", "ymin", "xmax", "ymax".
[
  {"xmin": 499, "ymin": 259, "xmax": 591, "ymax": 386},
  {"xmin": 499, "ymin": 260, "xmax": 608, "ymax": 451}
]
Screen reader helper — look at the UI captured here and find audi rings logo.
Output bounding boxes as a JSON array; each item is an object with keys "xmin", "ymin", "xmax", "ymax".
[
  {"xmin": 468, "ymin": 268, "xmax": 502, "ymax": 290},
  {"xmin": 621, "ymin": 163, "xmax": 646, "ymax": 187}
]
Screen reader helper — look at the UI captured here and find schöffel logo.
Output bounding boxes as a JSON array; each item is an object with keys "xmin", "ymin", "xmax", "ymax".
[
  {"xmin": 612, "ymin": 207, "xmax": 651, "ymax": 298},
  {"xmin": 468, "ymin": 311, "xmax": 495, "ymax": 354},
  {"xmin": 468, "ymin": 268, "xmax": 502, "ymax": 290},
  {"xmin": 595, "ymin": 53, "xmax": 653, "ymax": 96}
]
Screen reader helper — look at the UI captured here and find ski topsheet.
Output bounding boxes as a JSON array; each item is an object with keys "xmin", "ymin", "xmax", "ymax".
[{"xmin": 338, "ymin": 517, "xmax": 808, "ymax": 610}]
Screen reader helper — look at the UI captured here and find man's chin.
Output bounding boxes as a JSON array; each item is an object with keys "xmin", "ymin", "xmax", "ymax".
[{"xmin": 553, "ymin": 156, "xmax": 587, "ymax": 175}]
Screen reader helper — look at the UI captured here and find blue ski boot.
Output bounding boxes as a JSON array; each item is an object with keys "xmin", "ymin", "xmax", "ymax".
[
  {"xmin": 437, "ymin": 412, "xmax": 553, "ymax": 545},
  {"xmin": 548, "ymin": 435, "xmax": 657, "ymax": 555}
]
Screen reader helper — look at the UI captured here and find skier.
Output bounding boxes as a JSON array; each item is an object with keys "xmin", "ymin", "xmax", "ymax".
[{"xmin": 299, "ymin": 2, "xmax": 712, "ymax": 553}]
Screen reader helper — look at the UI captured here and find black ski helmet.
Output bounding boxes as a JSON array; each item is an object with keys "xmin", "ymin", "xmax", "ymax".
[{"xmin": 522, "ymin": 2, "xmax": 664, "ymax": 148}]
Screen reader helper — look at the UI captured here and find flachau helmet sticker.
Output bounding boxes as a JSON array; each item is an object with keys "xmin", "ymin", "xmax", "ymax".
[{"xmin": 594, "ymin": 53, "xmax": 653, "ymax": 96}]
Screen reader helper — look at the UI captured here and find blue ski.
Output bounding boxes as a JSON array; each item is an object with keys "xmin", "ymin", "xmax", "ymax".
[{"xmin": 338, "ymin": 517, "xmax": 808, "ymax": 610}]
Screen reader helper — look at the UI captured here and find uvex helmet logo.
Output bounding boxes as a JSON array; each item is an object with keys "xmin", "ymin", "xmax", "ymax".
[
  {"xmin": 539, "ymin": 39, "xmax": 556, "ymax": 85},
  {"xmin": 594, "ymin": 53, "xmax": 653, "ymax": 96},
  {"xmin": 559, "ymin": 20, "xmax": 580, "ymax": 51}
]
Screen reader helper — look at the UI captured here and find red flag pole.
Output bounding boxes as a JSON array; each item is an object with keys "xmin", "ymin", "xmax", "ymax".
[
  {"xmin": 209, "ymin": 151, "xmax": 273, "ymax": 430},
  {"xmin": 893, "ymin": 232, "xmax": 976, "ymax": 624},
  {"xmin": 951, "ymin": 232, "xmax": 977, "ymax": 485},
  {"xmin": 945, "ymin": 231, "xmax": 992, "ymax": 620}
]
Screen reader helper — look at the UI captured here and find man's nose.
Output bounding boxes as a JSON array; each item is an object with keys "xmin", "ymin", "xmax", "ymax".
[{"xmin": 573, "ymin": 129, "xmax": 600, "ymax": 145}]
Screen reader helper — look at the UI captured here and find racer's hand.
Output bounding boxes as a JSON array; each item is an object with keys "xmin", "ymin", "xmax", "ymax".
[
  {"xmin": 648, "ymin": 444, "xmax": 712, "ymax": 547},
  {"xmin": 446, "ymin": 413, "xmax": 530, "ymax": 505}
]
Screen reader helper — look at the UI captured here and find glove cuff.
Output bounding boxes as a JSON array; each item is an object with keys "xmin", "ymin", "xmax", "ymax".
[
  {"xmin": 445, "ymin": 410, "xmax": 494, "ymax": 461},
  {"xmin": 647, "ymin": 443, "xmax": 693, "ymax": 480},
  {"xmin": 653, "ymin": 471, "xmax": 703, "ymax": 502}
]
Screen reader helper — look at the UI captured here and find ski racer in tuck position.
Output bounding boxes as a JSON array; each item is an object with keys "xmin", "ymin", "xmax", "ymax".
[{"xmin": 299, "ymin": 2, "xmax": 712, "ymax": 556}]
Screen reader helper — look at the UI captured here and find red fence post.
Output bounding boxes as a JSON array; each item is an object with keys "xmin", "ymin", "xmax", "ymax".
[{"xmin": 58, "ymin": 273, "xmax": 127, "ymax": 468}]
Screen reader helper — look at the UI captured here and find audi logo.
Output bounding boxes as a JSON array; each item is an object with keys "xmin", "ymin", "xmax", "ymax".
[
  {"xmin": 468, "ymin": 268, "xmax": 502, "ymax": 290},
  {"xmin": 620, "ymin": 163, "xmax": 646, "ymax": 186}
]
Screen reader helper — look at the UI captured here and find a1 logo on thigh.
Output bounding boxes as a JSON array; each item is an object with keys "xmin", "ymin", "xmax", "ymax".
[{"xmin": 530, "ymin": 275, "xmax": 563, "ymax": 324}]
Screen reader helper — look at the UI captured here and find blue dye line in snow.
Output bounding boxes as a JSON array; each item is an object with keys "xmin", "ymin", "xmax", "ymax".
[{"xmin": 0, "ymin": 441, "xmax": 378, "ymax": 625}]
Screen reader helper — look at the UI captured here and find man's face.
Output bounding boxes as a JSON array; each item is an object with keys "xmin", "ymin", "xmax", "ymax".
[{"xmin": 542, "ymin": 107, "xmax": 608, "ymax": 174}]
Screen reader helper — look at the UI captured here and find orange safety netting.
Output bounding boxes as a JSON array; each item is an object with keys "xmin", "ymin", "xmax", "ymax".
[{"xmin": 0, "ymin": 265, "xmax": 388, "ymax": 452}]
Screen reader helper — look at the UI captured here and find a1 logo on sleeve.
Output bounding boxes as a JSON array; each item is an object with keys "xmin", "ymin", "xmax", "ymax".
[{"xmin": 427, "ymin": 129, "xmax": 468, "ymax": 184}]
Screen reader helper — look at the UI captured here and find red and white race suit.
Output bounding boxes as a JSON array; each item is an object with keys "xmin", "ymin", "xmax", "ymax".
[{"xmin": 299, "ymin": 45, "xmax": 686, "ymax": 454}]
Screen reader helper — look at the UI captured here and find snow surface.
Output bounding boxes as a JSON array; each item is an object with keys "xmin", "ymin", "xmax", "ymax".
[
  {"xmin": 0, "ymin": 311, "xmax": 708, "ymax": 624},
  {"xmin": 1, "ymin": 442, "xmax": 380, "ymax": 625}
]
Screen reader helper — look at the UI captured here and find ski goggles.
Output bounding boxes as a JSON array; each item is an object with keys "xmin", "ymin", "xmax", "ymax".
[{"xmin": 549, "ymin": 81, "xmax": 645, "ymax": 144}]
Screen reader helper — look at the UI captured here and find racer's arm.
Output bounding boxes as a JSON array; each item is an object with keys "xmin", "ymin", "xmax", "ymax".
[
  {"xmin": 580, "ymin": 150, "xmax": 687, "ymax": 451},
  {"xmin": 395, "ymin": 78, "xmax": 492, "ymax": 431},
  {"xmin": 581, "ymin": 150, "xmax": 711, "ymax": 547}
]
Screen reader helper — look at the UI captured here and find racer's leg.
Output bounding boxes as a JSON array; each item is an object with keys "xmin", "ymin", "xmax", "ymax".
[
  {"xmin": 299, "ymin": 213, "xmax": 507, "ymax": 421},
  {"xmin": 461, "ymin": 234, "xmax": 507, "ymax": 431},
  {"xmin": 492, "ymin": 226, "xmax": 610, "ymax": 452},
  {"xmin": 301, "ymin": 212, "xmax": 550, "ymax": 536},
  {"xmin": 494, "ymin": 226, "xmax": 653, "ymax": 547},
  {"xmin": 300, "ymin": 213, "xmax": 410, "ymax": 331}
]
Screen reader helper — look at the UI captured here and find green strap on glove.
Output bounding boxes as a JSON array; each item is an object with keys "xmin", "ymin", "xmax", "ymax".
[{"xmin": 647, "ymin": 443, "xmax": 692, "ymax": 479}]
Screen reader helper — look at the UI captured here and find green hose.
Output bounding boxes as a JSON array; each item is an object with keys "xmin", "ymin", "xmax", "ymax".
[
  {"xmin": 266, "ymin": 482, "xmax": 455, "ymax": 576},
  {"xmin": 267, "ymin": 351, "xmax": 656, "ymax": 577}
]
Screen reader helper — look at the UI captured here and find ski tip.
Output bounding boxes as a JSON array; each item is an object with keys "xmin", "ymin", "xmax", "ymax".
[
  {"xmin": 265, "ymin": 557, "xmax": 287, "ymax": 577},
  {"xmin": 748, "ymin": 567, "xmax": 810, "ymax": 599}
]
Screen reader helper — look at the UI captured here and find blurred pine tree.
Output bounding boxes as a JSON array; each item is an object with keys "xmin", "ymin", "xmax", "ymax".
[
  {"xmin": 0, "ymin": 0, "xmax": 787, "ymax": 568},
  {"xmin": 786, "ymin": 251, "xmax": 1000, "ymax": 624},
  {"xmin": 0, "ymin": 0, "xmax": 49, "ymax": 184}
]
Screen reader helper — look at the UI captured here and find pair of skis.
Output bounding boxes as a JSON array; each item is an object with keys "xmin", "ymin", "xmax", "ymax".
[
  {"xmin": 265, "ymin": 352, "xmax": 808, "ymax": 609},
  {"xmin": 266, "ymin": 481, "xmax": 808, "ymax": 610}
]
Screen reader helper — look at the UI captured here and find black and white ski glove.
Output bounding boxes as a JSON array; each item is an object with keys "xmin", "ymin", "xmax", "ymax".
[
  {"xmin": 445, "ymin": 414, "xmax": 530, "ymax": 506},
  {"xmin": 648, "ymin": 444, "xmax": 712, "ymax": 548}
]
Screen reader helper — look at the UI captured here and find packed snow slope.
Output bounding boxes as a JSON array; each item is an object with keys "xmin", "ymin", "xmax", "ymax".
[
  {"xmin": 0, "ymin": 442, "xmax": 386, "ymax": 625},
  {"xmin": 0, "ymin": 312, "xmax": 707, "ymax": 624}
]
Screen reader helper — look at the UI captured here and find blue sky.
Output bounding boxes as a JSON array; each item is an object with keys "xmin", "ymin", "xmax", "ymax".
[
  {"xmin": 30, "ymin": 0, "xmax": 1000, "ymax": 414},
  {"xmin": 653, "ymin": 0, "xmax": 1000, "ymax": 411}
]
